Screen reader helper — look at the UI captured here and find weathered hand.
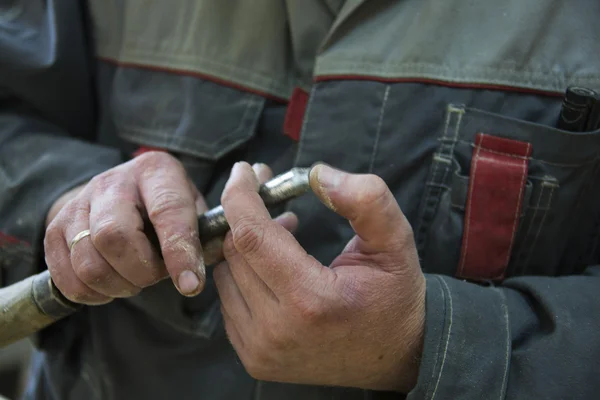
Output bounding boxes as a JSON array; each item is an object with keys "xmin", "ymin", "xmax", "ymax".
[
  {"xmin": 214, "ymin": 162, "xmax": 426, "ymax": 393},
  {"xmin": 44, "ymin": 152, "xmax": 208, "ymax": 305}
]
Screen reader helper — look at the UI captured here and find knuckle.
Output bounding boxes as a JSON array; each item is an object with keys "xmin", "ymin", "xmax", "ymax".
[
  {"xmin": 67, "ymin": 289, "xmax": 108, "ymax": 305},
  {"xmin": 401, "ymin": 217, "xmax": 415, "ymax": 239},
  {"xmin": 220, "ymin": 184, "xmax": 239, "ymax": 206},
  {"xmin": 148, "ymin": 191, "xmax": 192, "ymax": 221},
  {"xmin": 91, "ymin": 219, "xmax": 128, "ymax": 253},
  {"xmin": 212, "ymin": 262, "xmax": 227, "ymax": 283},
  {"xmin": 160, "ymin": 228, "xmax": 197, "ymax": 257},
  {"xmin": 44, "ymin": 224, "xmax": 62, "ymax": 248},
  {"xmin": 72, "ymin": 258, "xmax": 111, "ymax": 286},
  {"xmin": 356, "ymin": 174, "xmax": 390, "ymax": 208},
  {"xmin": 129, "ymin": 266, "xmax": 165, "ymax": 289},
  {"xmin": 51, "ymin": 279, "xmax": 83, "ymax": 304},
  {"xmin": 232, "ymin": 217, "xmax": 265, "ymax": 255},
  {"xmin": 135, "ymin": 150, "xmax": 173, "ymax": 167},
  {"xmin": 221, "ymin": 235, "xmax": 237, "ymax": 259},
  {"xmin": 292, "ymin": 293, "xmax": 328, "ymax": 324},
  {"xmin": 336, "ymin": 275, "xmax": 368, "ymax": 310},
  {"xmin": 261, "ymin": 323, "xmax": 292, "ymax": 352},
  {"xmin": 134, "ymin": 151, "xmax": 181, "ymax": 177},
  {"xmin": 89, "ymin": 169, "xmax": 119, "ymax": 192}
]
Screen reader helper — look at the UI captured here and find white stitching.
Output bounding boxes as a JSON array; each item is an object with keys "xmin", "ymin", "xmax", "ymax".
[
  {"xmin": 504, "ymin": 142, "xmax": 531, "ymax": 268},
  {"xmin": 369, "ymin": 85, "xmax": 390, "ymax": 173},
  {"xmin": 416, "ymin": 107, "xmax": 458, "ymax": 239},
  {"xmin": 432, "ymin": 155, "xmax": 452, "ymax": 164},
  {"xmin": 498, "ymin": 289, "xmax": 511, "ymax": 400},
  {"xmin": 424, "ymin": 275, "xmax": 446, "ymax": 399},
  {"xmin": 522, "ymin": 184, "xmax": 556, "ymax": 268},
  {"xmin": 428, "ymin": 109, "xmax": 454, "ymax": 186},
  {"xmin": 457, "ymin": 139, "xmax": 481, "ymax": 275},
  {"xmin": 81, "ymin": 363, "xmax": 102, "ymax": 399},
  {"xmin": 439, "ymin": 108, "xmax": 464, "ymax": 186},
  {"xmin": 430, "ymin": 277, "xmax": 454, "ymax": 400},
  {"xmin": 512, "ymin": 182, "xmax": 546, "ymax": 269},
  {"xmin": 477, "ymin": 147, "xmax": 530, "ymax": 160}
]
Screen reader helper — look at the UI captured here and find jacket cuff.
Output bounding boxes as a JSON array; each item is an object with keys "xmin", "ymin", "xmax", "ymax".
[{"xmin": 407, "ymin": 275, "xmax": 511, "ymax": 399}]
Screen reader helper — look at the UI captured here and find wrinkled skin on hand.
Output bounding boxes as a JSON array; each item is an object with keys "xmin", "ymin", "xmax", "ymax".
[
  {"xmin": 44, "ymin": 152, "xmax": 209, "ymax": 304},
  {"xmin": 215, "ymin": 162, "xmax": 426, "ymax": 393}
]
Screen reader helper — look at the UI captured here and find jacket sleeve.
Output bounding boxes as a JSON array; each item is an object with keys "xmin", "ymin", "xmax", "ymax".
[
  {"xmin": 407, "ymin": 268, "xmax": 600, "ymax": 399},
  {"xmin": 0, "ymin": 1, "xmax": 122, "ymax": 287}
]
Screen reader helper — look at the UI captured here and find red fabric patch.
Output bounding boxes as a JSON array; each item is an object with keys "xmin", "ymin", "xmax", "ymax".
[
  {"xmin": 283, "ymin": 87, "xmax": 309, "ymax": 142},
  {"xmin": 132, "ymin": 146, "xmax": 166, "ymax": 158},
  {"xmin": 457, "ymin": 133, "xmax": 532, "ymax": 281},
  {"xmin": 0, "ymin": 232, "xmax": 29, "ymax": 247}
]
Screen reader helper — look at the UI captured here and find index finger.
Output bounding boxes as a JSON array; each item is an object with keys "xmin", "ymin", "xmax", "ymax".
[
  {"xmin": 220, "ymin": 162, "xmax": 324, "ymax": 294},
  {"xmin": 134, "ymin": 152, "xmax": 205, "ymax": 296}
]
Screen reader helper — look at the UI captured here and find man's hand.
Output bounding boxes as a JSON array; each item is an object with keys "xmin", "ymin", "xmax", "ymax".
[
  {"xmin": 214, "ymin": 162, "xmax": 426, "ymax": 393},
  {"xmin": 44, "ymin": 152, "xmax": 208, "ymax": 305}
]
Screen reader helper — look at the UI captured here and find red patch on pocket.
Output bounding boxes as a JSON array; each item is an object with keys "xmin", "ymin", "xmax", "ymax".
[{"xmin": 457, "ymin": 133, "xmax": 532, "ymax": 281}]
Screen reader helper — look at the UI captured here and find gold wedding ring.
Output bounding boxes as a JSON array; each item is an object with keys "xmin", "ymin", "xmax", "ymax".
[{"xmin": 69, "ymin": 229, "xmax": 91, "ymax": 252}]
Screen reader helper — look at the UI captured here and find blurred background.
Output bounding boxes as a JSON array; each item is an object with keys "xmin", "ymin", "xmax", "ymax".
[{"xmin": 0, "ymin": 339, "xmax": 31, "ymax": 399}]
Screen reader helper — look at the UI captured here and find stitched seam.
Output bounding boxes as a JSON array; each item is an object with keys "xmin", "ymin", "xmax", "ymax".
[
  {"xmin": 522, "ymin": 184, "xmax": 556, "ymax": 268},
  {"xmin": 423, "ymin": 276, "xmax": 446, "ymax": 399},
  {"xmin": 369, "ymin": 85, "xmax": 390, "ymax": 173},
  {"xmin": 504, "ymin": 143, "xmax": 531, "ymax": 269},
  {"xmin": 81, "ymin": 363, "xmax": 102, "ymax": 400},
  {"xmin": 457, "ymin": 140, "xmax": 482, "ymax": 275},
  {"xmin": 116, "ymin": 95, "xmax": 262, "ymax": 150},
  {"xmin": 115, "ymin": 49, "xmax": 293, "ymax": 94},
  {"xmin": 478, "ymin": 147, "xmax": 530, "ymax": 160},
  {"xmin": 512, "ymin": 183, "xmax": 546, "ymax": 272},
  {"xmin": 121, "ymin": 127, "xmax": 251, "ymax": 159},
  {"xmin": 430, "ymin": 277, "xmax": 454, "ymax": 400},
  {"xmin": 426, "ymin": 182, "xmax": 451, "ymax": 189},
  {"xmin": 439, "ymin": 109, "xmax": 464, "ymax": 186},
  {"xmin": 497, "ymin": 288, "xmax": 511, "ymax": 400},
  {"xmin": 429, "ymin": 109, "xmax": 455, "ymax": 190},
  {"xmin": 415, "ymin": 107, "xmax": 455, "ymax": 241},
  {"xmin": 316, "ymin": 58, "xmax": 600, "ymax": 79}
]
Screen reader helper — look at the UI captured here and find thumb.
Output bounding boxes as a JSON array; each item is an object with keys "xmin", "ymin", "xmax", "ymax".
[{"xmin": 309, "ymin": 164, "xmax": 412, "ymax": 254}]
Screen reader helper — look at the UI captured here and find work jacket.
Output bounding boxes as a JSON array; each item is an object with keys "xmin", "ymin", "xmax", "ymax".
[{"xmin": 1, "ymin": 1, "xmax": 600, "ymax": 399}]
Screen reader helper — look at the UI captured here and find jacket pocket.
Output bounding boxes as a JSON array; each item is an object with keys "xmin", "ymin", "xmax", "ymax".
[{"xmin": 415, "ymin": 104, "xmax": 600, "ymax": 279}]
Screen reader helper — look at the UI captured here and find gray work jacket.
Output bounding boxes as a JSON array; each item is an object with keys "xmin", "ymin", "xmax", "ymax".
[{"xmin": 1, "ymin": 1, "xmax": 600, "ymax": 399}]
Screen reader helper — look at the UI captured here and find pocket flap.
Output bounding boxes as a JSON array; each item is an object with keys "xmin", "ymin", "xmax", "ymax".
[{"xmin": 110, "ymin": 67, "xmax": 266, "ymax": 160}]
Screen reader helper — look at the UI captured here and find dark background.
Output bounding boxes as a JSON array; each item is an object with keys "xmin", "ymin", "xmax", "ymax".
[{"xmin": 0, "ymin": 340, "xmax": 31, "ymax": 399}]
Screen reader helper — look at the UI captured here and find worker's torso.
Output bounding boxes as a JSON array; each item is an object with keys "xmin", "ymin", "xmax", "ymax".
[{"xmin": 27, "ymin": 1, "xmax": 600, "ymax": 399}]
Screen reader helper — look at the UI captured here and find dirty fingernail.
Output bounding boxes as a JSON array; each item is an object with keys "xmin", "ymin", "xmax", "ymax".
[
  {"xmin": 309, "ymin": 164, "xmax": 342, "ymax": 212},
  {"xmin": 312, "ymin": 163, "xmax": 343, "ymax": 189},
  {"xmin": 177, "ymin": 270, "xmax": 201, "ymax": 296}
]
